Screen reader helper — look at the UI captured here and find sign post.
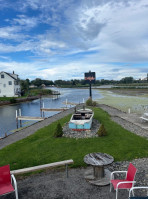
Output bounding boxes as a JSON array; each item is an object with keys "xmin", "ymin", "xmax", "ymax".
[{"xmin": 84, "ymin": 71, "xmax": 96, "ymax": 99}]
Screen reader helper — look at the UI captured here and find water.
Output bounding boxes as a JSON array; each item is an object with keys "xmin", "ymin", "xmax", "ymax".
[{"xmin": 0, "ymin": 87, "xmax": 102, "ymax": 137}]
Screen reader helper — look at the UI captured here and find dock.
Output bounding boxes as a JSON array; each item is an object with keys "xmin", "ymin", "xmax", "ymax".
[
  {"xmin": 17, "ymin": 116, "xmax": 44, "ymax": 121},
  {"xmin": 16, "ymin": 109, "xmax": 45, "ymax": 129},
  {"xmin": 40, "ymin": 106, "xmax": 68, "ymax": 117},
  {"xmin": 40, "ymin": 108, "xmax": 68, "ymax": 112},
  {"xmin": 52, "ymin": 91, "xmax": 60, "ymax": 99}
]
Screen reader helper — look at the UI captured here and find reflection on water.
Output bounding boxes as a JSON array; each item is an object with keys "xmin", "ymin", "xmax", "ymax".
[{"xmin": 0, "ymin": 88, "xmax": 102, "ymax": 137}]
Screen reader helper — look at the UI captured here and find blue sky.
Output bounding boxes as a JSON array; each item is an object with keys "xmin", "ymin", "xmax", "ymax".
[{"xmin": 0, "ymin": 0, "xmax": 148, "ymax": 80}]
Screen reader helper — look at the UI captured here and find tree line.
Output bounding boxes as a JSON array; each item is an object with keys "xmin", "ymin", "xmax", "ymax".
[{"xmin": 20, "ymin": 75, "xmax": 148, "ymax": 91}]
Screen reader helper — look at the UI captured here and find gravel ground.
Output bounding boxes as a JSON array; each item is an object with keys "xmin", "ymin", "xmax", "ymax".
[
  {"xmin": 0, "ymin": 104, "xmax": 148, "ymax": 199},
  {"xmin": 1, "ymin": 158, "xmax": 148, "ymax": 199},
  {"xmin": 98, "ymin": 104, "xmax": 148, "ymax": 139}
]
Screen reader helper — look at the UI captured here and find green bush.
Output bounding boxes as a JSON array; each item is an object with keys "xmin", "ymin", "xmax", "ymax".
[
  {"xmin": 86, "ymin": 98, "xmax": 97, "ymax": 106},
  {"xmin": 97, "ymin": 124, "xmax": 107, "ymax": 136},
  {"xmin": 54, "ymin": 123, "xmax": 63, "ymax": 137},
  {"xmin": 92, "ymin": 101, "xmax": 97, "ymax": 106}
]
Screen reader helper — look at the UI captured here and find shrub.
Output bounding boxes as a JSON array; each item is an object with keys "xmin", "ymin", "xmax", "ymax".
[
  {"xmin": 54, "ymin": 123, "xmax": 63, "ymax": 137},
  {"xmin": 97, "ymin": 124, "xmax": 107, "ymax": 136},
  {"xmin": 86, "ymin": 98, "xmax": 97, "ymax": 106},
  {"xmin": 92, "ymin": 101, "xmax": 97, "ymax": 106}
]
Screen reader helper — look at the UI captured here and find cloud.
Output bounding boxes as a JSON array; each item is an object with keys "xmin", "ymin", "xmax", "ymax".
[
  {"xmin": 12, "ymin": 15, "xmax": 39, "ymax": 28},
  {"xmin": 0, "ymin": 0, "xmax": 148, "ymax": 80}
]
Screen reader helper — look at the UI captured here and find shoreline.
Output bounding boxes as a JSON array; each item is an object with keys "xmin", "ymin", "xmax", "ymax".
[
  {"xmin": 0, "ymin": 104, "xmax": 83, "ymax": 149},
  {"xmin": 0, "ymin": 94, "xmax": 56, "ymax": 107},
  {"xmin": 0, "ymin": 96, "xmax": 40, "ymax": 107},
  {"xmin": 0, "ymin": 103, "xmax": 147, "ymax": 150}
]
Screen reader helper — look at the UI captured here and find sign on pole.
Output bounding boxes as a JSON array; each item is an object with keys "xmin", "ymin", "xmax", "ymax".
[{"xmin": 84, "ymin": 71, "xmax": 96, "ymax": 98}]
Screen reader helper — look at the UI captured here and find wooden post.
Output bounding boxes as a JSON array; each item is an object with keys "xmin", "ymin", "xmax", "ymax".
[
  {"xmin": 19, "ymin": 109, "xmax": 22, "ymax": 127},
  {"xmin": 16, "ymin": 110, "xmax": 18, "ymax": 129},
  {"xmin": 40, "ymin": 97, "xmax": 42, "ymax": 117}
]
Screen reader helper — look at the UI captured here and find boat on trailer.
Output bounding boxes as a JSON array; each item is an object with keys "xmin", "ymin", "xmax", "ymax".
[{"xmin": 69, "ymin": 108, "xmax": 94, "ymax": 130}]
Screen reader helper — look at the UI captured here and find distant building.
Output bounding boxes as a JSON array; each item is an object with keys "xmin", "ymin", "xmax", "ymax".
[
  {"xmin": 29, "ymin": 85, "xmax": 37, "ymax": 88},
  {"xmin": 0, "ymin": 71, "xmax": 21, "ymax": 97}
]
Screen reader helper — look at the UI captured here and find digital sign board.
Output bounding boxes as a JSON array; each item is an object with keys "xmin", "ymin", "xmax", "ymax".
[{"xmin": 84, "ymin": 71, "xmax": 96, "ymax": 84}]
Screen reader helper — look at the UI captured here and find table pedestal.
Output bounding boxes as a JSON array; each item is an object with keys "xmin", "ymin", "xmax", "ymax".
[{"xmin": 84, "ymin": 166, "xmax": 111, "ymax": 186}]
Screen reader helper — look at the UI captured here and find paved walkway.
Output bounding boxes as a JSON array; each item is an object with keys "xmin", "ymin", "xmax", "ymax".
[{"xmin": 98, "ymin": 104, "xmax": 148, "ymax": 139}]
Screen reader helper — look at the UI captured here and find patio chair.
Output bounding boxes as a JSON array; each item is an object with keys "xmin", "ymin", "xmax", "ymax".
[
  {"xmin": 129, "ymin": 187, "xmax": 148, "ymax": 199},
  {"xmin": 110, "ymin": 163, "xmax": 137, "ymax": 199},
  {"xmin": 0, "ymin": 165, "xmax": 18, "ymax": 199}
]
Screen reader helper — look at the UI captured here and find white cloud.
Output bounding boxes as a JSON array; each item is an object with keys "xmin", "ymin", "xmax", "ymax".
[
  {"xmin": 13, "ymin": 15, "xmax": 39, "ymax": 28},
  {"xmin": 0, "ymin": 0, "xmax": 148, "ymax": 80}
]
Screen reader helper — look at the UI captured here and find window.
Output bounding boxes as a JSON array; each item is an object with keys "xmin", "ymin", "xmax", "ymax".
[
  {"xmin": 3, "ymin": 84, "xmax": 6, "ymax": 88},
  {"xmin": 1, "ymin": 74, "xmax": 4, "ymax": 78},
  {"xmin": 8, "ymin": 81, "xmax": 12, "ymax": 85}
]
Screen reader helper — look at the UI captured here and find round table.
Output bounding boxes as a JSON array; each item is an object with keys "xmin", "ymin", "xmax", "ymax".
[{"xmin": 84, "ymin": 152, "xmax": 114, "ymax": 186}]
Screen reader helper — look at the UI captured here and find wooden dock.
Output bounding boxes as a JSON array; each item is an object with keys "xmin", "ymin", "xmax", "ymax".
[
  {"xmin": 52, "ymin": 91, "xmax": 60, "ymax": 99},
  {"xmin": 16, "ymin": 109, "xmax": 45, "ymax": 129},
  {"xmin": 40, "ymin": 107, "xmax": 68, "ymax": 117},
  {"xmin": 17, "ymin": 116, "xmax": 44, "ymax": 121},
  {"xmin": 40, "ymin": 108, "xmax": 68, "ymax": 112}
]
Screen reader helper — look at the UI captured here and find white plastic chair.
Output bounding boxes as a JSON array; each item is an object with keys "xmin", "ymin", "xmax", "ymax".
[{"xmin": 129, "ymin": 186, "xmax": 148, "ymax": 199}]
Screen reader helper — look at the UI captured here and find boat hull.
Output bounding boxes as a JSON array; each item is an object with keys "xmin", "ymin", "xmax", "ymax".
[{"xmin": 69, "ymin": 108, "xmax": 93, "ymax": 130}]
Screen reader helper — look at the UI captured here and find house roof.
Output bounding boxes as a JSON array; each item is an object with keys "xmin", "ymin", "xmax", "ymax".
[{"xmin": 0, "ymin": 71, "xmax": 18, "ymax": 80}]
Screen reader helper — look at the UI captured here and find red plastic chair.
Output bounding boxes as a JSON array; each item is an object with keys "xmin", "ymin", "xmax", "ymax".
[
  {"xmin": 0, "ymin": 165, "xmax": 18, "ymax": 199},
  {"xmin": 110, "ymin": 163, "xmax": 137, "ymax": 199}
]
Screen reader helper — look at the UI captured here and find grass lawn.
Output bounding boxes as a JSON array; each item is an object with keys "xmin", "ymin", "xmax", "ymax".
[{"xmin": 0, "ymin": 107, "xmax": 147, "ymax": 170}]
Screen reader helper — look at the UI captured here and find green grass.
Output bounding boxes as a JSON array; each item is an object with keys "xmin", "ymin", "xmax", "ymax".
[
  {"xmin": 26, "ymin": 88, "xmax": 52, "ymax": 96},
  {"xmin": 0, "ymin": 107, "xmax": 147, "ymax": 170},
  {"xmin": 0, "ymin": 97, "xmax": 16, "ymax": 101}
]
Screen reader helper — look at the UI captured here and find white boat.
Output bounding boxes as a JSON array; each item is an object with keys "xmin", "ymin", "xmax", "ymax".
[{"xmin": 69, "ymin": 108, "xmax": 94, "ymax": 130}]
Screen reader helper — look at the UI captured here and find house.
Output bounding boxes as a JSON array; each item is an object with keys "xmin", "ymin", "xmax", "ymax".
[{"xmin": 0, "ymin": 71, "xmax": 21, "ymax": 97}]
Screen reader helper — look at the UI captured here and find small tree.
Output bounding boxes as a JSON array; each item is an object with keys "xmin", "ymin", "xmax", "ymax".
[
  {"xmin": 86, "ymin": 98, "xmax": 97, "ymax": 106},
  {"xmin": 97, "ymin": 124, "xmax": 107, "ymax": 137},
  {"xmin": 54, "ymin": 123, "xmax": 63, "ymax": 137},
  {"xmin": 86, "ymin": 98, "xmax": 92, "ymax": 106}
]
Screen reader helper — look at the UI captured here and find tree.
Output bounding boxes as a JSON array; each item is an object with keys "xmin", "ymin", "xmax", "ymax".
[
  {"xmin": 31, "ymin": 78, "xmax": 42, "ymax": 87},
  {"xmin": 120, "ymin": 77, "xmax": 134, "ymax": 84}
]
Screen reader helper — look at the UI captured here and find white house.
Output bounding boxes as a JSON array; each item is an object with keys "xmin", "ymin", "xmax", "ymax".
[{"xmin": 0, "ymin": 71, "xmax": 21, "ymax": 97}]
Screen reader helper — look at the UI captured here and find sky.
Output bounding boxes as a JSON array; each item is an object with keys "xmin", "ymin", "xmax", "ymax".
[{"xmin": 0, "ymin": 0, "xmax": 148, "ymax": 81}]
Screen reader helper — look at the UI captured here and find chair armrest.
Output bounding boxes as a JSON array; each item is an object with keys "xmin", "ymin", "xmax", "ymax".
[
  {"xmin": 129, "ymin": 187, "xmax": 148, "ymax": 197},
  {"xmin": 110, "ymin": 171, "xmax": 127, "ymax": 180},
  {"xmin": 117, "ymin": 181, "xmax": 136, "ymax": 189},
  {"xmin": 11, "ymin": 174, "xmax": 17, "ymax": 188}
]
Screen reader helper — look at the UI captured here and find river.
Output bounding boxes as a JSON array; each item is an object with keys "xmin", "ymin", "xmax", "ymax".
[{"xmin": 0, "ymin": 87, "xmax": 102, "ymax": 138}]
